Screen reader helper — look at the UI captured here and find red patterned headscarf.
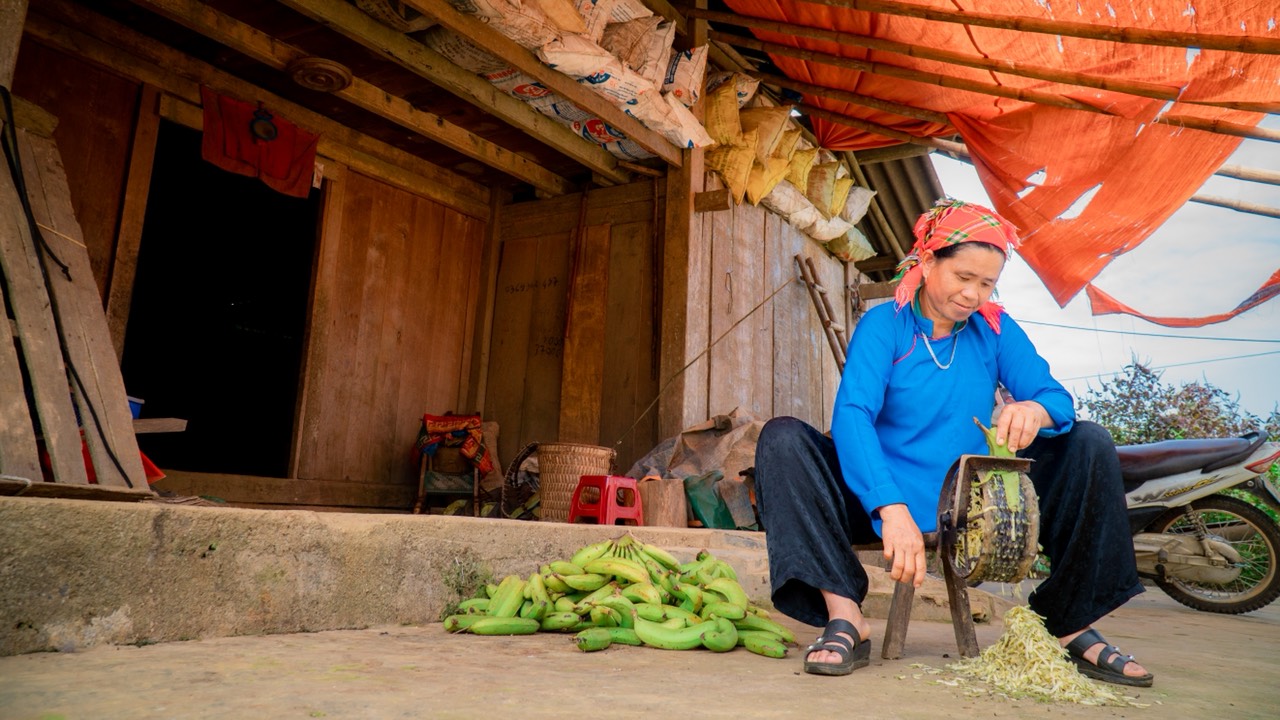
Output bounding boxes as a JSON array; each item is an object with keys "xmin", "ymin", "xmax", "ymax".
[{"xmin": 893, "ymin": 199, "xmax": 1021, "ymax": 333}]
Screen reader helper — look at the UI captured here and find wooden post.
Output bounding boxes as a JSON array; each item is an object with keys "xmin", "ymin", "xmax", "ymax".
[
  {"xmin": 0, "ymin": 0, "xmax": 27, "ymax": 87},
  {"xmin": 658, "ymin": 3, "xmax": 709, "ymax": 441},
  {"xmin": 0, "ymin": 1, "xmax": 38, "ymax": 482},
  {"xmin": 462, "ymin": 190, "xmax": 504, "ymax": 417},
  {"xmin": 105, "ymin": 84, "xmax": 161, "ymax": 360}
]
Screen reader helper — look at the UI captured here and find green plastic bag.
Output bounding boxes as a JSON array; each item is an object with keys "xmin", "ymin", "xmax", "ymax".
[{"xmin": 683, "ymin": 470, "xmax": 736, "ymax": 530}]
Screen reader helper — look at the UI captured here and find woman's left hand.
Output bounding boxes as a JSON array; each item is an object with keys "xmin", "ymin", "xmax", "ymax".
[{"xmin": 994, "ymin": 400, "xmax": 1050, "ymax": 452}]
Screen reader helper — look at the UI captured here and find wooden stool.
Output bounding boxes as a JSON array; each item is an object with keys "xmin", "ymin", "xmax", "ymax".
[
  {"xmin": 413, "ymin": 447, "xmax": 480, "ymax": 516},
  {"xmin": 568, "ymin": 475, "xmax": 644, "ymax": 526},
  {"xmin": 855, "ymin": 532, "xmax": 979, "ymax": 659}
]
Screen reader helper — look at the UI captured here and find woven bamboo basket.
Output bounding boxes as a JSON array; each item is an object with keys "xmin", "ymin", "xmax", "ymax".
[{"xmin": 537, "ymin": 442, "xmax": 616, "ymax": 522}]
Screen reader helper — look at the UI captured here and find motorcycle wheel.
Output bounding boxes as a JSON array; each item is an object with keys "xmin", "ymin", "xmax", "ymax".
[{"xmin": 1146, "ymin": 494, "xmax": 1280, "ymax": 614}]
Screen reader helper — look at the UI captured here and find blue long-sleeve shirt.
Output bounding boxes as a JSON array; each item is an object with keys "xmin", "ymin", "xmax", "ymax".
[{"xmin": 831, "ymin": 301, "xmax": 1075, "ymax": 534}]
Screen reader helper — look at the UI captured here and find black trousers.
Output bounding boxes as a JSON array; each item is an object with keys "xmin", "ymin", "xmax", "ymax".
[{"xmin": 754, "ymin": 417, "xmax": 1143, "ymax": 636}]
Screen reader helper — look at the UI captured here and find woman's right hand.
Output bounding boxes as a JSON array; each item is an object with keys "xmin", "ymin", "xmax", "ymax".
[{"xmin": 877, "ymin": 504, "xmax": 926, "ymax": 587}]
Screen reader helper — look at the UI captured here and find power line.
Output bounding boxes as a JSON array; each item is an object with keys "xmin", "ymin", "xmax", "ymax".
[
  {"xmin": 1019, "ymin": 318, "xmax": 1280, "ymax": 344},
  {"xmin": 1060, "ymin": 349, "xmax": 1280, "ymax": 382}
]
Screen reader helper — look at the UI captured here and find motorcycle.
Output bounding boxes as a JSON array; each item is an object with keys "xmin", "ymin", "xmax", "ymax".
[{"xmin": 1120, "ymin": 430, "xmax": 1280, "ymax": 614}]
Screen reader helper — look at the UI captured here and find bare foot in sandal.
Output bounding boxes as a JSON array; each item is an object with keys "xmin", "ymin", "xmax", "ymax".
[
  {"xmin": 1061, "ymin": 627, "xmax": 1153, "ymax": 687},
  {"xmin": 805, "ymin": 591, "xmax": 873, "ymax": 675}
]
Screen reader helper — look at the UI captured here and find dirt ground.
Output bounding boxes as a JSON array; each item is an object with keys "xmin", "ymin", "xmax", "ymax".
[{"xmin": 1, "ymin": 584, "xmax": 1276, "ymax": 720}]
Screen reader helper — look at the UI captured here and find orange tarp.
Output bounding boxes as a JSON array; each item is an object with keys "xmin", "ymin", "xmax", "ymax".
[{"xmin": 724, "ymin": 1, "xmax": 1280, "ymax": 324}]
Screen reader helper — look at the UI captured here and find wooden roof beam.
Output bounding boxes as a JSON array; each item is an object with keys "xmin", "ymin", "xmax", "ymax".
[
  {"xmin": 277, "ymin": 0, "xmax": 630, "ymax": 186},
  {"xmin": 29, "ymin": 0, "xmax": 490, "ymax": 218},
  {"xmin": 686, "ymin": 7, "xmax": 1279, "ymax": 114},
  {"xmin": 131, "ymin": 0, "xmax": 575, "ymax": 196},
  {"xmin": 807, "ymin": 0, "xmax": 1280, "ymax": 55},
  {"xmin": 722, "ymin": 34, "xmax": 1280, "ymax": 145},
  {"xmin": 402, "ymin": 0, "xmax": 682, "ymax": 166}
]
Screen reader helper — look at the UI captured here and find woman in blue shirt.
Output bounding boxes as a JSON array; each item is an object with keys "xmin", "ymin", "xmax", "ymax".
[{"xmin": 755, "ymin": 200, "xmax": 1151, "ymax": 686}]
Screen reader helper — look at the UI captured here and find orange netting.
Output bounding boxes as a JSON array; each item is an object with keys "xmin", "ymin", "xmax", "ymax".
[{"xmin": 725, "ymin": 1, "xmax": 1280, "ymax": 324}]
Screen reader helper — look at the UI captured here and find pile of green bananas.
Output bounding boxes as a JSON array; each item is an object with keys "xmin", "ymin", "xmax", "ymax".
[{"xmin": 442, "ymin": 533, "xmax": 794, "ymax": 658}]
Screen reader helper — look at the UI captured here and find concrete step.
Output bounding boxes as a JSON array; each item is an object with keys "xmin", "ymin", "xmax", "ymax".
[{"xmin": 0, "ymin": 496, "xmax": 1010, "ymax": 655}]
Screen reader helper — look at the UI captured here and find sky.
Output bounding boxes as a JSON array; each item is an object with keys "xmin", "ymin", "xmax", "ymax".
[{"xmin": 929, "ymin": 114, "xmax": 1280, "ymax": 421}]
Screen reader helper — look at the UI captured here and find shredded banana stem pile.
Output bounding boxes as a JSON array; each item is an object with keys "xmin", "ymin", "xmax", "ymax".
[{"xmin": 943, "ymin": 606, "xmax": 1145, "ymax": 707}]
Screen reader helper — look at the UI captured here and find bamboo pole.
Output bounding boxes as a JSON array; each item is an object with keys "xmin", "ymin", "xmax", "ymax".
[
  {"xmin": 1187, "ymin": 195, "xmax": 1280, "ymax": 220},
  {"xmin": 749, "ymin": 70, "xmax": 951, "ymax": 126},
  {"xmin": 1216, "ymin": 164, "xmax": 1280, "ymax": 188},
  {"xmin": 729, "ymin": 35, "xmax": 1280, "ymax": 145},
  {"xmin": 843, "ymin": 152, "xmax": 905, "ymax": 261},
  {"xmin": 805, "ymin": 0, "xmax": 1280, "ymax": 55},
  {"xmin": 686, "ymin": 8, "xmax": 1279, "ymax": 114},
  {"xmin": 720, "ymin": 32, "xmax": 1100, "ymax": 114}
]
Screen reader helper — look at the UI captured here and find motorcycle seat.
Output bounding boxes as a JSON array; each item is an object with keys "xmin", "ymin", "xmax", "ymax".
[{"xmin": 1116, "ymin": 430, "xmax": 1266, "ymax": 486}]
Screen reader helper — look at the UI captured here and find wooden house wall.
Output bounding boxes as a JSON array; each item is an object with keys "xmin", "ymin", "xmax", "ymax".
[
  {"xmin": 11, "ymin": 37, "xmax": 139, "ymax": 306},
  {"xmin": 294, "ymin": 168, "xmax": 486, "ymax": 485},
  {"xmin": 489, "ymin": 182, "xmax": 661, "ymax": 472},
  {"xmin": 10, "ymin": 17, "xmax": 493, "ymax": 508},
  {"xmin": 487, "ymin": 179, "xmax": 847, "ymax": 475},
  {"xmin": 696, "ymin": 182, "xmax": 845, "ymax": 433}
]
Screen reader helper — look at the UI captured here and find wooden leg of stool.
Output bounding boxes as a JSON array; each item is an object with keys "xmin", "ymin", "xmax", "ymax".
[
  {"xmin": 413, "ymin": 456, "xmax": 427, "ymax": 515},
  {"xmin": 942, "ymin": 560, "xmax": 980, "ymax": 658},
  {"xmin": 881, "ymin": 581, "xmax": 915, "ymax": 660}
]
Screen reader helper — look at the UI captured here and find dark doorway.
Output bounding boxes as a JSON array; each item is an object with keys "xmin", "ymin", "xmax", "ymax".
[{"xmin": 122, "ymin": 122, "xmax": 319, "ymax": 478}]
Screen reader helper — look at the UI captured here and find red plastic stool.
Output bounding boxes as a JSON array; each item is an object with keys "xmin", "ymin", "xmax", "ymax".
[{"xmin": 568, "ymin": 475, "xmax": 644, "ymax": 526}]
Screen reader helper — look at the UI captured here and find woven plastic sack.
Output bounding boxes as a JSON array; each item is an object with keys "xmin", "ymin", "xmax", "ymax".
[
  {"xmin": 803, "ymin": 212, "xmax": 853, "ymax": 242},
  {"xmin": 535, "ymin": 0, "xmax": 587, "ymax": 33},
  {"xmin": 805, "ymin": 161, "xmax": 841, "ymax": 219},
  {"xmin": 572, "ymin": 117, "xmax": 627, "ymax": 144},
  {"xmin": 662, "ymin": 91, "xmax": 714, "ymax": 148},
  {"xmin": 538, "ymin": 34, "xmax": 652, "ymax": 104},
  {"xmin": 831, "ymin": 176, "xmax": 855, "ymax": 218},
  {"xmin": 786, "ymin": 147, "xmax": 818, "ymax": 193},
  {"xmin": 840, "ymin": 185, "xmax": 876, "ymax": 225},
  {"xmin": 761, "ymin": 179, "xmax": 822, "ymax": 230},
  {"xmin": 703, "ymin": 81, "xmax": 742, "ymax": 147},
  {"xmin": 663, "ymin": 45, "xmax": 708, "ymax": 107},
  {"xmin": 706, "ymin": 71, "xmax": 759, "ymax": 108},
  {"xmin": 826, "ymin": 226, "xmax": 876, "ymax": 263},
  {"xmin": 738, "ymin": 105, "xmax": 791, "ymax": 165},
  {"xmin": 473, "ymin": 0, "xmax": 560, "ymax": 49},
  {"xmin": 624, "ymin": 89, "xmax": 714, "ymax": 148},
  {"xmin": 574, "ymin": 0, "xmax": 618, "ymax": 42},
  {"xmin": 773, "ymin": 127, "xmax": 802, "ymax": 161},
  {"xmin": 745, "ymin": 156, "xmax": 791, "ymax": 206},
  {"xmin": 486, "ymin": 68, "xmax": 560, "ymax": 114},
  {"xmin": 609, "ymin": 0, "xmax": 652, "ymax": 22},
  {"xmin": 602, "ymin": 138, "xmax": 656, "ymax": 160},
  {"xmin": 601, "ymin": 16, "xmax": 674, "ymax": 87},
  {"xmin": 706, "ymin": 128, "xmax": 757, "ymax": 205},
  {"xmin": 420, "ymin": 26, "xmax": 509, "ymax": 75}
]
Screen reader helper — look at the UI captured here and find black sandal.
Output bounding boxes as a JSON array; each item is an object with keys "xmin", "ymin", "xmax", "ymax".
[
  {"xmin": 1065, "ymin": 628, "xmax": 1154, "ymax": 688},
  {"xmin": 803, "ymin": 618, "xmax": 871, "ymax": 676}
]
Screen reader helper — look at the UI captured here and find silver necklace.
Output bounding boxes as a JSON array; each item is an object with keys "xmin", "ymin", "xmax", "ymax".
[{"xmin": 920, "ymin": 324, "xmax": 963, "ymax": 370}]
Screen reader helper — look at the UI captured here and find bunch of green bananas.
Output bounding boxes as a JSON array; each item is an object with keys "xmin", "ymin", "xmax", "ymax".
[{"xmin": 441, "ymin": 533, "xmax": 793, "ymax": 659}]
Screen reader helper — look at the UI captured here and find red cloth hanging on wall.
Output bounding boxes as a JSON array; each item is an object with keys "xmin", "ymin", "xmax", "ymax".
[{"xmin": 200, "ymin": 86, "xmax": 319, "ymax": 199}]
